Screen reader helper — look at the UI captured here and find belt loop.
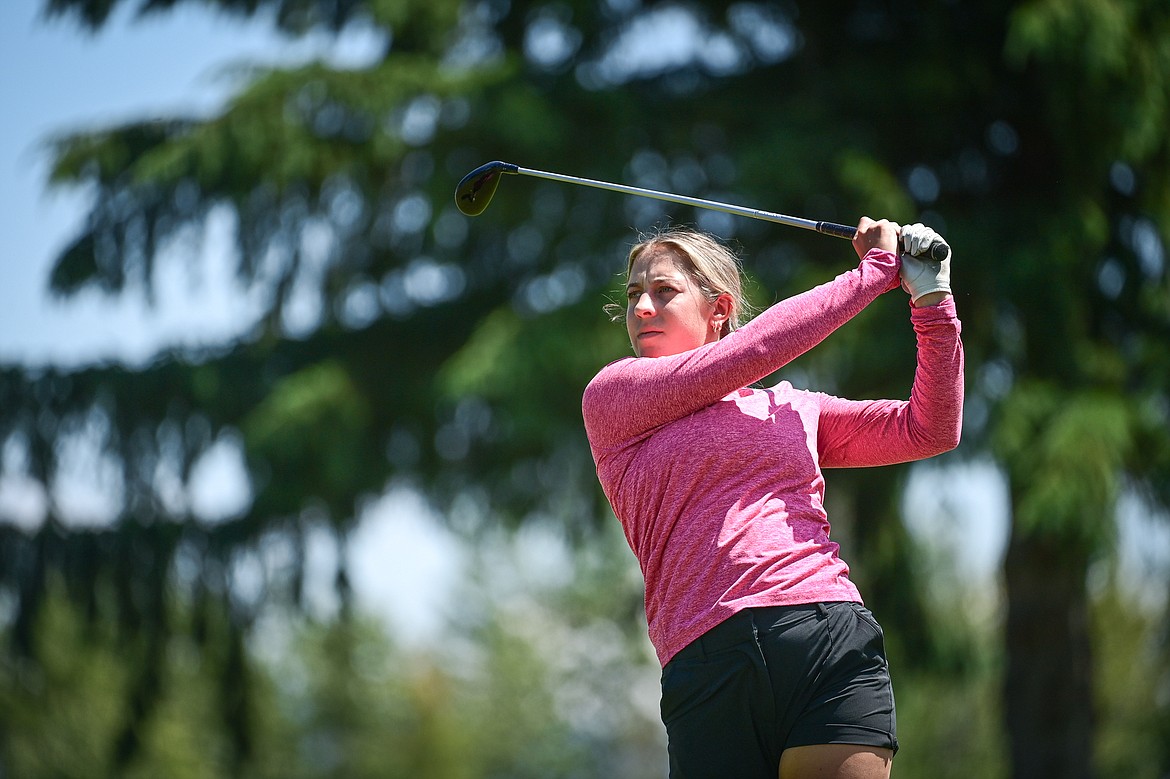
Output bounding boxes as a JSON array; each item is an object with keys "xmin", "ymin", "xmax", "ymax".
[{"xmin": 815, "ymin": 603, "xmax": 829, "ymax": 620}]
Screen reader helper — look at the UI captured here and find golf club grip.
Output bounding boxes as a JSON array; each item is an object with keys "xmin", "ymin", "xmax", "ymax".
[
  {"xmin": 817, "ymin": 221, "xmax": 951, "ymax": 262},
  {"xmin": 815, "ymin": 221, "xmax": 857, "ymax": 240}
]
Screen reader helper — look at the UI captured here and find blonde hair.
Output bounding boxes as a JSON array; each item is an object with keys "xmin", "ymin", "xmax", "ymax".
[{"xmin": 611, "ymin": 228, "xmax": 749, "ymax": 338}]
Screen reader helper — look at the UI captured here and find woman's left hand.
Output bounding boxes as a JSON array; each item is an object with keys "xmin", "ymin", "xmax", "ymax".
[{"xmin": 899, "ymin": 223, "xmax": 952, "ymax": 306}]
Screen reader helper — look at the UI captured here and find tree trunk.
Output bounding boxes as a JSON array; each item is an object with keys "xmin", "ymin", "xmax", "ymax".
[{"xmin": 1003, "ymin": 521, "xmax": 1095, "ymax": 779}]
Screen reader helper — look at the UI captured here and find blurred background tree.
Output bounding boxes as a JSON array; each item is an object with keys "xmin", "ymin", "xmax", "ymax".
[{"xmin": 2, "ymin": 0, "xmax": 1169, "ymax": 777}]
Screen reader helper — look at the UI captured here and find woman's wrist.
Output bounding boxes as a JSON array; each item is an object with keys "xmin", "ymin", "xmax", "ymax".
[{"xmin": 913, "ymin": 291, "xmax": 949, "ymax": 308}]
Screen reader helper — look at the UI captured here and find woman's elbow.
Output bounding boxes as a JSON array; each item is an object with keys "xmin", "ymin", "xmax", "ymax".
[
  {"xmin": 925, "ymin": 423, "xmax": 962, "ymax": 456},
  {"xmin": 940, "ymin": 428, "xmax": 962, "ymax": 455},
  {"xmin": 908, "ymin": 415, "xmax": 962, "ymax": 458}
]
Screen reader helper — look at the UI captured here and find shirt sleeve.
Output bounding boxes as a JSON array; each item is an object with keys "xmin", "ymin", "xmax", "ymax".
[
  {"xmin": 582, "ymin": 249, "xmax": 901, "ymax": 450},
  {"xmin": 816, "ymin": 296, "xmax": 964, "ymax": 468}
]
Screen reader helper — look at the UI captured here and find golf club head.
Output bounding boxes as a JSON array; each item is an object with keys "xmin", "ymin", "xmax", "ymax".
[{"xmin": 455, "ymin": 161, "xmax": 519, "ymax": 216}]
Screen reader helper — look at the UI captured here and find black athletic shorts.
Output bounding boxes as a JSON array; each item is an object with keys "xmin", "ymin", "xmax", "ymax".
[{"xmin": 659, "ymin": 602, "xmax": 898, "ymax": 779}]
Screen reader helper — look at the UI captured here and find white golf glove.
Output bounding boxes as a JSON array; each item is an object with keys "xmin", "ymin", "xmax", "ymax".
[{"xmin": 899, "ymin": 223, "xmax": 952, "ymax": 304}]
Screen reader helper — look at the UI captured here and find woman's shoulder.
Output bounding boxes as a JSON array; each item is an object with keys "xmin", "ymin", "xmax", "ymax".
[{"xmin": 584, "ymin": 356, "xmax": 636, "ymax": 393}]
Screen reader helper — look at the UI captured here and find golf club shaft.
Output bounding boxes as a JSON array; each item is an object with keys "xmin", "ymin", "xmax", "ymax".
[
  {"xmin": 455, "ymin": 160, "xmax": 950, "ymax": 261},
  {"xmin": 512, "ymin": 165, "xmax": 856, "ymax": 240}
]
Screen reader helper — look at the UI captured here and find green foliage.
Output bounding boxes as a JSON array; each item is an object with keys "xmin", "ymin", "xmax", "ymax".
[
  {"xmin": 253, "ymin": 618, "xmax": 479, "ymax": 779},
  {"xmin": 835, "ymin": 150, "xmax": 916, "ymax": 222},
  {"xmin": 994, "ymin": 382, "xmax": 1134, "ymax": 547},
  {"xmin": 4, "ymin": 0, "xmax": 1170, "ymax": 775},
  {"xmin": 1, "ymin": 586, "xmax": 129, "ymax": 778},
  {"xmin": 1091, "ymin": 581, "xmax": 1169, "ymax": 779},
  {"xmin": 1006, "ymin": 0, "xmax": 1170, "ymax": 168},
  {"xmin": 2, "ymin": 527, "xmax": 665, "ymax": 778},
  {"xmin": 893, "ymin": 667, "xmax": 1009, "ymax": 779},
  {"xmin": 243, "ymin": 360, "xmax": 372, "ymax": 516},
  {"xmin": 0, "ymin": 577, "xmax": 250, "ymax": 778}
]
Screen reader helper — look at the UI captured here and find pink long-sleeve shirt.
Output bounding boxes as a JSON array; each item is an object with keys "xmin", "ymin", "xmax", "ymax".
[{"xmin": 581, "ymin": 249, "xmax": 964, "ymax": 666}]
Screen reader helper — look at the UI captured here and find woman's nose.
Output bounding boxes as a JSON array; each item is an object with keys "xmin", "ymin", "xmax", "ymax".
[{"xmin": 634, "ymin": 293, "xmax": 654, "ymax": 317}]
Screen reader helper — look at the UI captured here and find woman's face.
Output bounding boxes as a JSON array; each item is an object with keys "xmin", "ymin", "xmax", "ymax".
[{"xmin": 625, "ymin": 245, "xmax": 725, "ymax": 358}]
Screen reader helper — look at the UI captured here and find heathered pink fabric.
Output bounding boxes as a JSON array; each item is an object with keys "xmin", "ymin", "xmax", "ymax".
[{"xmin": 581, "ymin": 249, "xmax": 964, "ymax": 667}]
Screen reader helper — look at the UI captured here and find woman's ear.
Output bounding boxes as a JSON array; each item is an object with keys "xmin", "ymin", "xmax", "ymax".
[
  {"xmin": 709, "ymin": 293, "xmax": 734, "ymax": 334},
  {"xmin": 711, "ymin": 293, "xmax": 733, "ymax": 323}
]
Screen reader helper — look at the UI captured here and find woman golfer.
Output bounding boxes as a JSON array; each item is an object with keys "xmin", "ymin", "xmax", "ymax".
[{"xmin": 582, "ymin": 218, "xmax": 963, "ymax": 779}]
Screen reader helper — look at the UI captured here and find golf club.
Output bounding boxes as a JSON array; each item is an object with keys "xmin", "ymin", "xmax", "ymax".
[{"xmin": 455, "ymin": 160, "xmax": 950, "ymax": 262}]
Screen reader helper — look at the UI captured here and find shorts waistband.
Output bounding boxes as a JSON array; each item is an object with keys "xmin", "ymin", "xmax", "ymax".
[{"xmin": 672, "ymin": 603, "xmax": 841, "ymax": 663}]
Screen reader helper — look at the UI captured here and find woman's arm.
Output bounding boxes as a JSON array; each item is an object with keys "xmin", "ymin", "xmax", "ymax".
[
  {"xmin": 816, "ymin": 297, "xmax": 964, "ymax": 467},
  {"xmin": 583, "ymin": 248, "xmax": 901, "ymax": 449}
]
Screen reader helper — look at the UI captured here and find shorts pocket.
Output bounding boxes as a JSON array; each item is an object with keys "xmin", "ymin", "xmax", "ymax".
[{"xmin": 848, "ymin": 603, "xmax": 885, "ymax": 639}]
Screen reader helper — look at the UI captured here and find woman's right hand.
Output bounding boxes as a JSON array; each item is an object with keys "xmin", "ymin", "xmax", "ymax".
[{"xmin": 852, "ymin": 217, "xmax": 900, "ymax": 259}]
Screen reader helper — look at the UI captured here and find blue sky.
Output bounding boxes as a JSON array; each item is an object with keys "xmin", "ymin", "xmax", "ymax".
[
  {"xmin": 0, "ymin": 1, "xmax": 273, "ymax": 364},
  {"xmin": 0, "ymin": 0, "xmax": 389, "ymax": 366}
]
